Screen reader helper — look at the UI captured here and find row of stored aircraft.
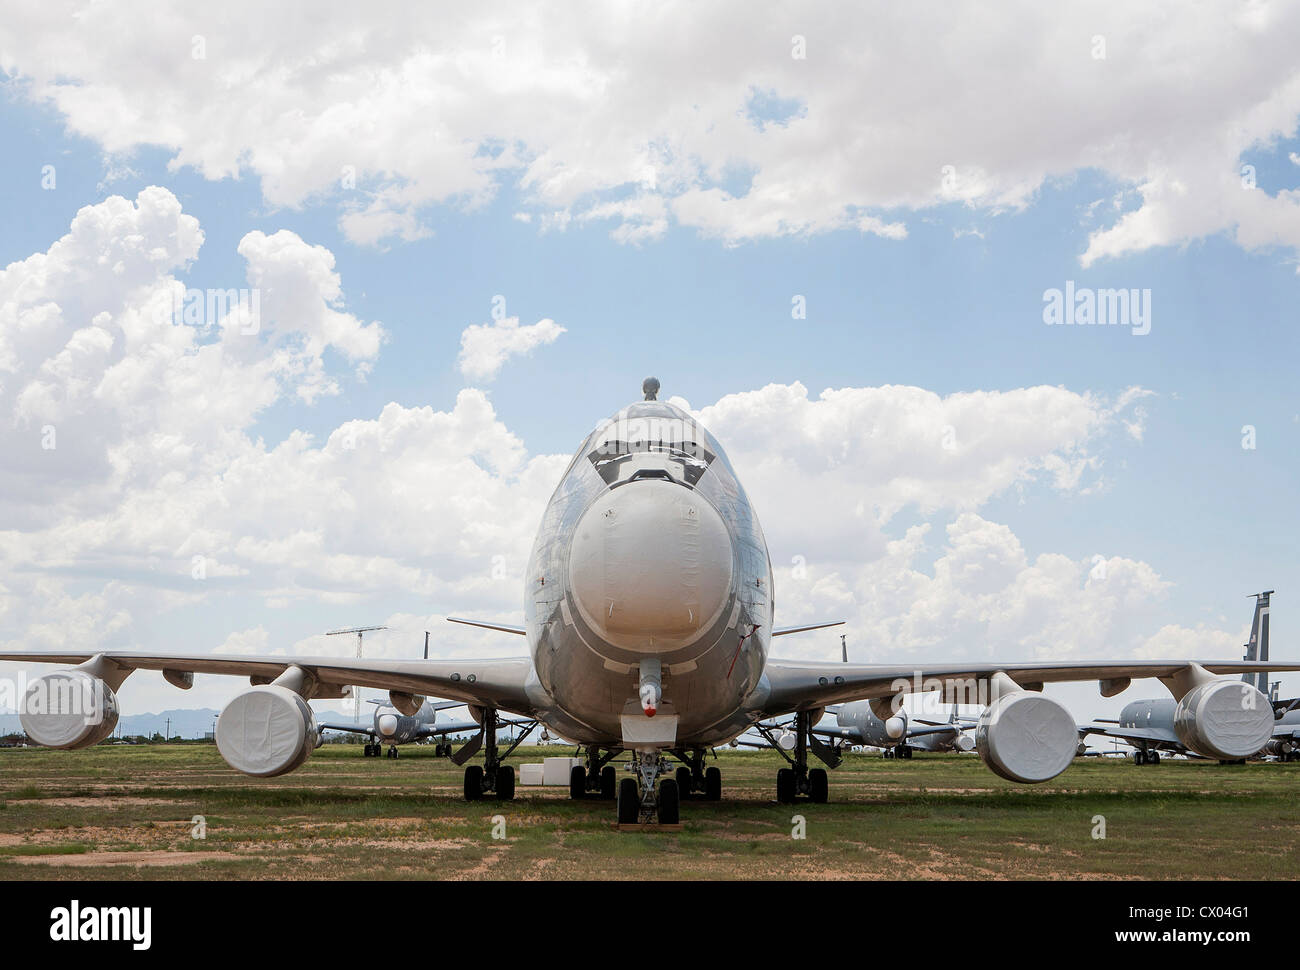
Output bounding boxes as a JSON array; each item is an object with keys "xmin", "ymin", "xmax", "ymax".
[{"xmin": 5, "ymin": 380, "xmax": 1294, "ymax": 823}]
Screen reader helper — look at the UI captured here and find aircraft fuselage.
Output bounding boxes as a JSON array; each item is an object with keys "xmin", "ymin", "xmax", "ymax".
[{"xmin": 524, "ymin": 400, "xmax": 773, "ymax": 749}]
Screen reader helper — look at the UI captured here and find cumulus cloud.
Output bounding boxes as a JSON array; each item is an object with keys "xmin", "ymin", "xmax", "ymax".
[
  {"xmin": 457, "ymin": 316, "xmax": 565, "ymax": 381},
  {"xmin": 0, "ymin": 191, "xmax": 1250, "ymax": 716},
  {"xmin": 695, "ymin": 381, "xmax": 1150, "ymax": 562},
  {"xmin": 3, "ymin": 2, "xmax": 1299, "ymax": 262}
]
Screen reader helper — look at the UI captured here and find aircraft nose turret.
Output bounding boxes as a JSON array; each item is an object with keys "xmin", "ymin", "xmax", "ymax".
[
  {"xmin": 377, "ymin": 714, "xmax": 398, "ymax": 737},
  {"xmin": 568, "ymin": 478, "xmax": 734, "ymax": 654}
]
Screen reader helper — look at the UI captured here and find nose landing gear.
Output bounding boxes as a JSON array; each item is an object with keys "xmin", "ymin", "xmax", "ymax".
[{"xmin": 617, "ymin": 750, "xmax": 679, "ymax": 825}]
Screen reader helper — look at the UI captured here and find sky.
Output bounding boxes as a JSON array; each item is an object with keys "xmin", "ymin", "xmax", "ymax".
[{"xmin": 0, "ymin": 1, "xmax": 1297, "ymax": 730}]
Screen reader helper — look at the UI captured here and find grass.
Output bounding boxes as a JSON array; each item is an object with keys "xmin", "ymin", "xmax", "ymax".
[{"xmin": 0, "ymin": 744, "xmax": 1296, "ymax": 880}]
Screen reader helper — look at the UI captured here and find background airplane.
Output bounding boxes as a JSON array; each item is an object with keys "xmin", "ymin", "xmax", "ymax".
[
  {"xmin": 1080, "ymin": 591, "xmax": 1286, "ymax": 764},
  {"xmin": 755, "ymin": 702, "xmax": 976, "ymax": 760},
  {"xmin": 4, "ymin": 383, "xmax": 1296, "ymax": 824},
  {"xmin": 319, "ymin": 697, "xmax": 493, "ymax": 758}
]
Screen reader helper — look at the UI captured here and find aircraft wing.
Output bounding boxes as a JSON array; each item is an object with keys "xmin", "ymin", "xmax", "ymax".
[
  {"xmin": 905, "ymin": 723, "xmax": 969, "ymax": 739},
  {"xmin": 415, "ymin": 717, "xmax": 531, "ymax": 739},
  {"xmin": 1077, "ymin": 724, "xmax": 1181, "ymax": 746},
  {"xmin": 771, "ymin": 621, "xmax": 845, "ymax": 637},
  {"xmin": 759, "ymin": 658, "xmax": 1300, "ymax": 717},
  {"xmin": 319, "ymin": 722, "xmax": 377, "ymax": 738},
  {"xmin": 0, "ymin": 651, "xmax": 538, "ymax": 718}
]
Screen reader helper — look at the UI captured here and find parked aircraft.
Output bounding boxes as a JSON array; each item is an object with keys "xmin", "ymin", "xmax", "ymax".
[
  {"xmin": 5, "ymin": 382, "xmax": 1294, "ymax": 822},
  {"xmin": 1080, "ymin": 592, "xmax": 1286, "ymax": 764},
  {"xmin": 319, "ymin": 697, "xmax": 502, "ymax": 758}
]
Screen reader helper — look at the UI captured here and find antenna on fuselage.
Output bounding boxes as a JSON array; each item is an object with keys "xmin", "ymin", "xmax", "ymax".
[
  {"xmin": 643, "ymin": 377, "xmax": 660, "ymax": 401},
  {"xmin": 326, "ymin": 625, "xmax": 387, "ymax": 723},
  {"xmin": 424, "ymin": 631, "xmax": 430, "ymax": 660},
  {"xmin": 841, "ymin": 634, "xmax": 848, "ymax": 663}
]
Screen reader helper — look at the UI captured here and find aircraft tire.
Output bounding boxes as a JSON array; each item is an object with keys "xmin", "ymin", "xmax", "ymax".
[
  {"xmin": 1134, "ymin": 751, "xmax": 1146, "ymax": 765},
  {"xmin": 569, "ymin": 764, "xmax": 586, "ymax": 800},
  {"xmin": 675, "ymin": 766, "xmax": 692, "ymax": 796},
  {"xmin": 601, "ymin": 765, "xmax": 616, "ymax": 799},
  {"xmin": 776, "ymin": 768, "xmax": 795, "ymax": 803},
  {"xmin": 658, "ymin": 779, "xmax": 680, "ymax": 825},
  {"xmin": 617, "ymin": 778, "xmax": 639, "ymax": 824},
  {"xmin": 809, "ymin": 768, "xmax": 828, "ymax": 804},
  {"xmin": 464, "ymin": 764, "xmax": 484, "ymax": 801},
  {"xmin": 497, "ymin": 765, "xmax": 515, "ymax": 801},
  {"xmin": 1149, "ymin": 752, "xmax": 1160, "ymax": 765},
  {"xmin": 704, "ymin": 766, "xmax": 722, "ymax": 801}
]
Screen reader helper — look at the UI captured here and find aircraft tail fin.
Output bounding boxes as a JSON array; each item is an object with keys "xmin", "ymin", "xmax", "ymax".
[{"xmin": 1240, "ymin": 590, "xmax": 1273, "ymax": 694}]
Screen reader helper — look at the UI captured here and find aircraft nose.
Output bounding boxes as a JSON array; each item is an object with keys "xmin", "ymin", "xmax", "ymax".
[
  {"xmin": 568, "ymin": 479, "xmax": 734, "ymax": 652},
  {"xmin": 377, "ymin": 714, "xmax": 398, "ymax": 737}
]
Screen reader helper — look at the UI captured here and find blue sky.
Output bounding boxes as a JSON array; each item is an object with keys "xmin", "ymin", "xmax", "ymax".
[{"xmin": 1, "ymin": 3, "xmax": 1298, "ymax": 721}]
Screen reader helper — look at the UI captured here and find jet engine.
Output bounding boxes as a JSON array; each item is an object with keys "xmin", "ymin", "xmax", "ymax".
[
  {"xmin": 215, "ymin": 685, "xmax": 319, "ymax": 777},
  {"xmin": 975, "ymin": 688, "xmax": 1076, "ymax": 783},
  {"xmin": 20, "ymin": 671, "xmax": 120, "ymax": 749},
  {"xmin": 1172, "ymin": 680, "xmax": 1272, "ymax": 760},
  {"xmin": 388, "ymin": 691, "xmax": 424, "ymax": 716},
  {"xmin": 953, "ymin": 733, "xmax": 975, "ymax": 753}
]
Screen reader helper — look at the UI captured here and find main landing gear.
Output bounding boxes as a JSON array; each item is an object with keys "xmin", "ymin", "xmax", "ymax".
[
  {"xmin": 363, "ymin": 742, "xmax": 381, "ymax": 757},
  {"xmin": 884, "ymin": 744, "xmax": 912, "ymax": 759},
  {"xmin": 458, "ymin": 708, "xmax": 538, "ymax": 802},
  {"xmin": 569, "ymin": 745, "xmax": 620, "ymax": 800},
  {"xmin": 758, "ymin": 710, "xmax": 840, "ymax": 804},
  {"xmin": 1132, "ymin": 749, "xmax": 1161, "ymax": 766},
  {"xmin": 670, "ymin": 747, "xmax": 722, "ymax": 801}
]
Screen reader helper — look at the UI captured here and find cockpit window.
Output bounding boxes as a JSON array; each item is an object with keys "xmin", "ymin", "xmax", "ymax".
[{"xmin": 585, "ymin": 411, "xmax": 716, "ymax": 487}]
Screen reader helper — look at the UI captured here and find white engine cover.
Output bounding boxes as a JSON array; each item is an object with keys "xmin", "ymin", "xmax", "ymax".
[
  {"xmin": 20, "ymin": 671, "xmax": 119, "ymax": 749},
  {"xmin": 976, "ymin": 691, "xmax": 1076, "ymax": 783},
  {"xmin": 215, "ymin": 685, "xmax": 318, "ymax": 777},
  {"xmin": 1173, "ymin": 680, "xmax": 1272, "ymax": 760}
]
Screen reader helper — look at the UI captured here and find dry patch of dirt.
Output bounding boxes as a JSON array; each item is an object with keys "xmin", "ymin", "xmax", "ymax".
[
  {"xmin": 12, "ymin": 797, "xmax": 184, "ymax": 808},
  {"xmin": 15, "ymin": 850, "xmax": 239, "ymax": 867}
]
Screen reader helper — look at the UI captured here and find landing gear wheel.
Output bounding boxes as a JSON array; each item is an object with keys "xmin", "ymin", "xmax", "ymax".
[
  {"xmin": 675, "ymin": 766, "xmax": 692, "ymax": 797},
  {"xmin": 900, "ymin": 745, "xmax": 912, "ymax": 760},
  {"xmin": 464, "ymin": 764, "xmax": 483, "ymax": 801},
  {"xmin": 809, "ymin": 768, "xmax": 828, "ymax": 804},
  {"xmin": 704, "ymin": 765, "xmax": 722, "ymax": 801},
  {"xmin": 569, "ymin": 764, "xmax": 586, "ymax": 800},
  {"xmin": 601, "ymin": 765, "xmax": 617, "ymax": 800},
  {"xmin": 1134, "ymin": 750, "xmax": 1147, "ymax": 765},
  {"xmin": 497, "ymin": 765, "xmax": 515, "ymax": 800},
  {"xmin": 883, "ymin": 747, "xmax": 893, "ymax": 759},
  {"xmin": 1149, "ymin": 751, "xmax": 1160, "ymax": 765},
  {"xmin": 658, "ymin": 778, "xmax": 680, "ymax": 825},
  {"xmin": 617, "ymin": 777, "xmax": 639, "ymax": 824},
  {"xmin": 776, "ymin": 768, "xmax": 796, "ymax": 804}
]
